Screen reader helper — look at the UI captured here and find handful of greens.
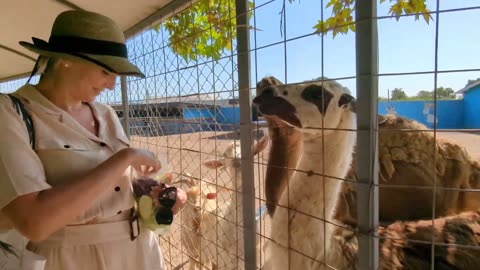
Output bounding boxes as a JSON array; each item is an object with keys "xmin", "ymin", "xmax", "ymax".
[{"xmin": 131, "ymin": 171, "xmax": 174, "ymax": 232}]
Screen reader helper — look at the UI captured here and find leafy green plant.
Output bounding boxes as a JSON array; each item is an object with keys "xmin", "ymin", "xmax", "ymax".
[
  {"xmin": 154, "ymin": 0, "xmax": 431, "ymax": 61},
  {"xmin": 314, "ymin": 0, "xmax": 432, "ymax": 37},
  {"xmin": 155, "ymin": 0, "xmax": 254, "ymax": 62}
]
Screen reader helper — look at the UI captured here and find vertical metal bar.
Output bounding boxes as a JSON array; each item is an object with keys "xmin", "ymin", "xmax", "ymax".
[
  {"xmin": 235, "ymin": 0, "xmax": 256, "ymax": 268},
  {"xmin": 430, "ymin": 1, "xmax": 441, "ymax": 269},
  {"xmin": 355, "ymin": 1, "xmax": 379, "ymax": 270},
  {"xmin": 120, "ymin": 76, "xmax": 131, "ymax": 138}
]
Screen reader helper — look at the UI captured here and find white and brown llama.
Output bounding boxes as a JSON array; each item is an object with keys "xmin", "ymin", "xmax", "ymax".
[
  {"xmin": 257, "ymin": 76, "xmax": 480, "ymax": 269},
  {"xmin": 253, "ymin": 77, "xmax": 357, "ymax": 269},
  {"xmin": 178, "ymin": 137, "xmax": 268, "ymax": 270}
]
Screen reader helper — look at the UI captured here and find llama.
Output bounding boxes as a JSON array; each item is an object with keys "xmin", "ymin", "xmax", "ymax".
[
  {"xmin": 261, "ymin": 81, "xmax": 480, "ymax": 223},
  {"xmin": 330, "ymin": 210, "xmax": 480, "ymax": 270},
  {"xmin": 256, "ymin": 77, "xmax": 304, "ymax": 217},
  {"xmin": 334, "ymin": 113, "xmax": 480, "ymax": 226},
  {"xmin": 257, "ymin": 76, "xmax": 480, "ymax": 269},
  {"xmin": 175, "ymin": 174, "xmax": 225, "ymax": 270},
  {"xmin": 179, "ymin": 137, "xmax": 268, "ymax": 270},
  {"xmin": 253, "ymin": 77, "xmax": 357, "ymax": 269}
]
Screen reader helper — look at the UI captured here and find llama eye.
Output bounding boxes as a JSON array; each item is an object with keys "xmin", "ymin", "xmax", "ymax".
[
  {"xmin": 302, "ymin": 85, "xmax": 325, "ymax": 101},
  {"xmin": 283, "ymin": 90, "xmax": 288, "ymax": 96},
  {"xmin": 301, "ymin": 85, "xmax": 333, "ymax": 114}
]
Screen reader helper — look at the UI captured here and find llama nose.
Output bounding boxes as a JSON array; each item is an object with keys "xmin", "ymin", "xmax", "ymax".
[
  {"xmin": 253, "ymin": 87, "xmax": 277, "ymax": 105},
  {"xmin": 260, "ymin": 87, "xmax": 276, "ymax": 97}
]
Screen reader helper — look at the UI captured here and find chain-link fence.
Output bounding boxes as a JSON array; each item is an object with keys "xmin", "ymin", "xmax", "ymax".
[{"xmin": 2, "ymin": 1, "xmax": 480, "ymax": 269}]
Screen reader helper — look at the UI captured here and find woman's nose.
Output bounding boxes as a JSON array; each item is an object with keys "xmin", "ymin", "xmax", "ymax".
[{"xmin": 106, "ymin": 75, "xmax": 117, "ymax": 90}]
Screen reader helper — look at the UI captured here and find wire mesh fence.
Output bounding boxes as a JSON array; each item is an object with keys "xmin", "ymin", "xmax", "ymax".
[{"xmin": 1, "ymin": 0, "xmax": 480, "ymax": 269}]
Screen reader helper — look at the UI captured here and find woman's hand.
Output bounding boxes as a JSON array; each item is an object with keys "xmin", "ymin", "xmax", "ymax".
[
  {"xmin": 171, "ymin": 187, "xmax": 187, "ymax": 215},
  {"xmin": 122, "ymin": 148, "xmax": 162, "ymax": 176},
  {"xmin": 2, "ymin": 147, "xmax": 162, "ymax": 242}
]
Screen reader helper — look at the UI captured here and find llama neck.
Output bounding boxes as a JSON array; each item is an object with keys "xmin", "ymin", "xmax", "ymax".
[
  {"xmin": 298, "ymin": 132, "xmax": 355, "ymax": 179},
  {"xmin": 230, "ymin": 168, "xmax": 243, "ymax": 202},
  {"xmin": 286, "ymin": 131, "xmax": 356, "ymax": 222}
]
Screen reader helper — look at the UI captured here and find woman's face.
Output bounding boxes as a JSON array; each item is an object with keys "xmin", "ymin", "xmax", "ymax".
[{"xmin": 62, "ymin": 59, "xmax": 117, "ymax": 102}]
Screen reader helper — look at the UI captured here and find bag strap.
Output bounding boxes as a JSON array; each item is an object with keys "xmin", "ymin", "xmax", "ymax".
[{"xmin": 7, "ymin": 94, "xmax": 35, "ymax": 149}]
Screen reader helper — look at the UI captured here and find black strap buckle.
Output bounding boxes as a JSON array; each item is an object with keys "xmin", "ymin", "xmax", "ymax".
[{"xmin": 129, "ymin": 210, "xmax": 140, "ymax": 241}]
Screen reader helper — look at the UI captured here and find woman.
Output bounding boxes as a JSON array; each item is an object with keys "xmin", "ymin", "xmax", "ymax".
[{"xmin": 0, "ymin": 10, "xmax": 186, "ymax": 270}]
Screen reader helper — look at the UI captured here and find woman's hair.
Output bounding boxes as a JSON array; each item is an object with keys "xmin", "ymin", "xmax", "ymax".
[{"xmin": 39, "ymin": 57, "xmax": 59, "ymax": 81}]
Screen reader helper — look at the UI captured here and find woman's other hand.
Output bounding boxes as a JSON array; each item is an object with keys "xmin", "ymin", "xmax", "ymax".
[
  {"xmin": 122, "ymin": 148, "xmax": 162, "ymax": 176},
  {"xmin": 171, "ymin": 187, "xmax": 187, "ymax": 215}
]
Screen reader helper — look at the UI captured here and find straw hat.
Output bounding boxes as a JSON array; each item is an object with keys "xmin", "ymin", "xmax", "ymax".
[{"xmin": 19, "ymin": 10, "xmax": 145, "ymax": 79}]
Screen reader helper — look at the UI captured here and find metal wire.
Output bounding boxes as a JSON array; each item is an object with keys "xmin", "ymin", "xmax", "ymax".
[{"xmin": 2, "ymin": 1, "xmax": 480, "ymax": 270}]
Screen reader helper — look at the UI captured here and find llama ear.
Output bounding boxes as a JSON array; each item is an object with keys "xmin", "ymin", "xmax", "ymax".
[
  {"xmin": 203, "ymin": 160, "xmax": 224, "ymax": 169},
  {"xmin": 253, "ymin": 136, "xmax": 269, "ymax": 156},
  {"xmin": 188, "ymin": 177, "xmax": 197, "ymax": 187}
]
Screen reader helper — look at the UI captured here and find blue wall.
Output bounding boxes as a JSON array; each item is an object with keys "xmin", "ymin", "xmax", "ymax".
[
  {"xmin": 378, "ymin": 100, "xmax": 464, "ymax": 129},
  {"xmin": 464, "ymin": 86, "xmax": 480, "ymax": 128},
  {"xmin": 185, "ymin": 99, "xmax": 473, "ymax": 129},
  {"xmin": 218, "ymin": 107, "xmax": 240, "ymax": 124},
  {"xmin": 183, "ymin": 107, "xmax": 215, "ymax": 120},
  {"xmin": 183, "ymin": 107, "xmax": 240, "ymax": 124}
]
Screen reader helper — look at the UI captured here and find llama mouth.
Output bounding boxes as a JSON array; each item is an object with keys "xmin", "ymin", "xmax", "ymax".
[
  {"xmin": 253, "ymin": 96, "xmax": 302, "ymax": 128},
  {"xmin": 277, "ymin": 114, "xmax": 302, "ymax": 128}
]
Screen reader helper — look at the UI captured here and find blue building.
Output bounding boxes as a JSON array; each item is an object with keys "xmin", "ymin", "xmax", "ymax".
[
  {"xmin": 377, "ymin": 99, "xmax": 464, "ymax": 129},
  {"xmin": 114, "ymin": 80, "xmax": 480, "ymax": 137},
  {"xmin": 377, "ymin": 80, "xmax": 480, "ymax": 129},
  {"xmin": 111, "ymin": 94, "xmax": 253, "ymax": 136},
  {"xmin": 456, "ymin": 80, "xmax": 480, "ymax": 129}
]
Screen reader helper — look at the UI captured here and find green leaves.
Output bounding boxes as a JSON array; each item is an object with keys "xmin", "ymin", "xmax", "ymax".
[
  {"xmin": 385, "ymin": 87, "xmax": 457, "ymax": 101},
  {"xmin": 388, "ymin": 0, "xmax": 432, "ymax": 23},
  {"xmin": 152, "ymin": 0, "xmax": 431, "ymax": 62},
  {"xmin": 313, "ymin": 0, "xmax": 431, "ymax": 37},
  {"xmin": 154, "ymin": 0, "xmax": 255, "ymax": 63}
]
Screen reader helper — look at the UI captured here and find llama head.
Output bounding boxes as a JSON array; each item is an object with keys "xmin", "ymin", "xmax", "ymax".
[
  {"xmin": 203, "ymin": 136, "xmax": 269, "ymax": 173},
  {"xmin": 171, "ymin": 172, "xmax": 199, "ymax": 204},
  {"xmin": 253, "ymin": 76, "xmax": 356, "ymax": 136}
]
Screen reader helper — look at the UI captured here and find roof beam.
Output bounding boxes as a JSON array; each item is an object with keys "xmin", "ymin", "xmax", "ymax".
[
  {"xmin": 0, "ymin": 72, "xmax": 30, "ymax": 83},
  {"xmin": 0, "ymin": 44, "xmax": 36, "ymax": 62},
  {"xmin": 53, "ymin": 0, "xmax": 84, "ymax": 10},
  {"xmin": 124, "ymin": 0, "xmax": 197, "ymax": 38}
]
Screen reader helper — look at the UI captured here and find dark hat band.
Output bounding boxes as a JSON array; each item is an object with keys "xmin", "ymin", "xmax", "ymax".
[{"xmin": 33, "ymin": 35, "xmax": 128, "ymax": 58}]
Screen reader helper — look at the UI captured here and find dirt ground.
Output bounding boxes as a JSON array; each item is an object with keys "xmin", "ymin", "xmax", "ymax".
[{"xmin": 130, "ymin": 129, "xmax": 480, "ymax": 270}]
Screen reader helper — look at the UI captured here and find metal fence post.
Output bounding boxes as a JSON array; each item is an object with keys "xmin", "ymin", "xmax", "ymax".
[
  {"xmin": 355, "ymin": 1, "xmax": 379, "ymax": 269},
  {"xmin": 235, "ymin": 0, "xmax": 256, "ymax": 268},
  {"xmin": 120, "ymin": 76, "xmax": 131, "ymax": 138}
]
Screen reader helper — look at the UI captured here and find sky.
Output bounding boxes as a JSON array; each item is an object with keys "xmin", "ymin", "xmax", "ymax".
[
  {"xmin": 250, "ymin": 0, "xmax": 480, "ymax": 98},
  {"xmin": 1, "ymin": 0, "xmax": 479, "ymax": 102}
]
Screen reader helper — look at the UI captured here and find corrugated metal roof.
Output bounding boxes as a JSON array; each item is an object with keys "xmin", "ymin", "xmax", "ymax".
[{"xmin": 456, "ymin": 80, "xmax": 480, "ymax": 94}]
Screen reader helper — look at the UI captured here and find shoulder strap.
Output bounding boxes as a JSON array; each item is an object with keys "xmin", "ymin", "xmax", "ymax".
[{"xmin": 7, "ymin": 94, "xmax": 35, "ymax": 149}]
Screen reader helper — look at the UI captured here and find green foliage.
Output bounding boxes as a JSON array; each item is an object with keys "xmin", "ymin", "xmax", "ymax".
[
  {"xmin": 313, "ymin": 0, "xmax": 355, "ymax": 37},
  {"xmin": 415, "ymin": 87, "xmax": 456, "ymax": 100},
  {"xmin": 314, "ymin": 0, "xmax": 432, "ymax": 37},
  {"xmin": 390, "ymin": 88, "xmax": 408, "ymax": 100},
  {"xmin": 153, "ymin": 0, "xmax": 431, "ymax": 62},
  {"xmin": 155, "ymin": 0, "xmax": 254, "ymax": 62},
  {"xmin": 384, "ymin": 87, "xmax": 457, "ymax": 101}
]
